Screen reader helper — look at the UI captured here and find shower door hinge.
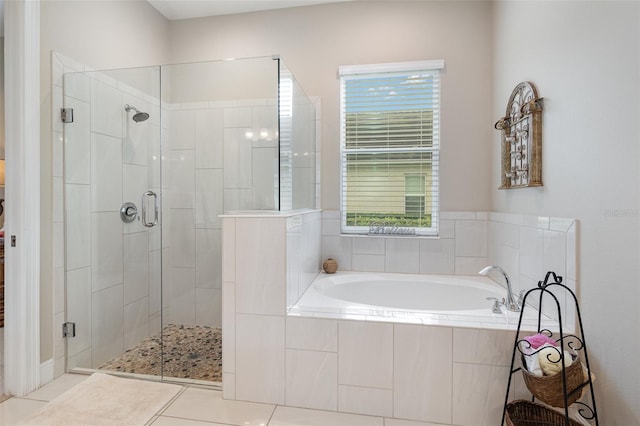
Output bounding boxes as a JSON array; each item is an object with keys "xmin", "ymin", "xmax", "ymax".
[
  {"xmin": 62, "ymin": 322, "xmax": 76, "ymax": 338},
  {"xmin": 61, "ymin": 108, "xmax": 74, "ymax": 123}
]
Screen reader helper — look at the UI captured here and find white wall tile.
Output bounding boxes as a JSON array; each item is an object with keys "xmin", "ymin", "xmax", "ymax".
[
  {"xmin": 223, "ymin": 188, "xmax": 252, "ymax": 211},
  {"xmin": 352, "ymin": 254, "xmax": 385, "ymax": 272},
  {"xmin": 566, "ymin": 223, "xmax": 577, "ymax": 281},
  {"xmin": 65, "ymin": 184, "xmax": 91, "ymax": 270},
  {"xmin": 286, "ymin": 317, "xmax": 337, "ymax": 352},
  {"xmin": 338, "ymin": 321, "xmax": 393, "ymax": 389},
  {"xmin": 236, "ymin": 314, "xmax": 285, "ymax": 405},
  {"xmin": 91, "ymin": 212, "xmax": 123, "ymax": 292},
  {"xmin": 352, "ymin": 237, "xmax": 385, "ymax": 255},
  {"xmin": 252, "ymin": 147, "xmax": 278, "ymax": 210},
  {"xmin": 454, "ymin": 256, "xmax": 488, "ymax": 275},
  {"xmin": 455, "ymin": 220, "xmax": 488, "ymax": 257},
  {"xmin": 124, "ymin": 297, "xmax": 150, "ymax": 350},
  {"xmin": 166, "ymin": 150, "xmax": 195, "ymax": 209},
  {"xmin": 195, "ymin": 109, "xmax": 224, "ymax": 169},
  {"xmin": 338, "ymin": 385, "xmax": 392, "ymax": 418},
  {"xmin": 519, "ymin": 227, "xmax": 544, "ymax": 279},
  {"xmin": 543, "ymin": 230, "xmax": 566, "ymax": 278},
  {"xmin": 91, "ymin": 133, "xmax": 122, "ymax": 212},
  {"xmin": 66, "ymin": 267, "xmax": 92, "ymax": 358},
  {"xmin": 453, "ymin": 328, "xmax": 513, "ymax": 366},
  {"xmin": 169, "ymin": 209, "xmax": 196, "ymax": 267},
  {"xmin": 123, "ymin": 232, "xmax": 150, "ymax": 305},
  {"xmin": 196, "ymin": 229, "xmax": 222, "ymax": 289},
  {"xmin": 148, "ymin": 125, "xmax": 162, "ymax": 188},
  {"xmin": 385, "ymin": 238, "xmax": 419, "ymax": 273},
  {"xmin": 223, "ymin": 373, "xmax": 236, "ymax": 399},
  {"xmin": 286, "ymin": 349, "xmax": 337, "ymax": 411},
  {"xmin": 439, "ymin": 219, "xmax": 455, "ymax": 238},
  {"xmin": 149, "ymin": 249, "xmax": 162, "ymax": 314},
  {"xmin": 123, "ymin": 118, "xmax": 151, "ymax": 167},
  {"xmin": 195, "ymin": 288, "xmax": 222, "ymax": 327},
  {"xmin": 452, "ymin": 363, "xmax": 509, "ymax": 426},
  {"xmin": 441, "ymin": 211, "xmax": 476, "ymax": 220},
  {"xmin": 502, "ymin": 223, "xmax": 520, "ymax": 249},
  {"xmin": 222, "ymin": 218, "xmax": 236, "ymax": 283},
  {"xmin": 286, "ymin": 224, "xmax": 301, "ymax": 308},
  {"xmin": 64, "ymin": 70, "xmax": 90, "ymax": 102},
  {"xmin": 90, "ymin": 77, "xmax": 123, "ymax": 138},
  {"xmin": 222, "ymin": 282, "xmax": 236, "ymax": 374},
  {"xmin": 235, "ymin": 218, "xmax": 286, "ymax": 315},
  {"xmin": 52, "ymin": 131, "xmax": 64, "ymax": 178},
  {"xmin": 169, "ymin": 267, "xmax": 196, "ymax": 325},
  {"xmin": 195, "ymin": 169, "xmax": 223, "ymax": 229},
  {"xmin": 321, "ymin": 236, "xmax": 352, "ymax": 271},
  {"xmin": 91, "ymin": 284, "xmax": 124, "ymax": 367},
  {"xmin": 169, "ymin": 109, "xmax": 196, "ymax": 150},
  {"xmin": 223, "ymin": 129, "xmax": 252, "ymax": 189},
  {"xmin": 394, "ymin": 324, "xmax": 452, "ymax": 424},
  {"xmin": 224, "ymin": 107, "xmax": 252, "ymax": 128},
  {"xmin": 322, "ymin": 217, "xmax": 341, "ymax": 236},
  {"xmin": 419, "ymin": 239, "xmax": 455, "ymax": 275},
  {"xmin": 64, "ymin": 98, "xmax": 91, "ymax": 184}
]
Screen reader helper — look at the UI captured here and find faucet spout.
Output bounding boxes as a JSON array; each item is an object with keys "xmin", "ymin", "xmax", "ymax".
[{"xmin": 479, "ymin": 266, "xmax": 520, "ymax": 312}]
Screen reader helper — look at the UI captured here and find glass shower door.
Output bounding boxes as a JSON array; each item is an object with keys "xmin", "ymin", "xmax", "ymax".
[{"xmin": 63, "ymin": 66, "xmax": 165, "ymax": 378}]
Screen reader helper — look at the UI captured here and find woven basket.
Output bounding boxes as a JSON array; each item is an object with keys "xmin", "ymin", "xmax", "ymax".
[
  {"xmin": 521, "ymin": 354, "xmax": 584, "ymax": 407},
  {"xmin": 505, "ymin": 400, "xmax": 582, "ymax": 426}
]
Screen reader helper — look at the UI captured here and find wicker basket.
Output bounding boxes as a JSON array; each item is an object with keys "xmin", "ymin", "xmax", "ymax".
[
  {"xmin": 521, "ymin": 354, "xmax": 585, "ymax": 407},
  {"xmin": 505, "ymin": 400, "xmax": 582, "ymax": 426}
]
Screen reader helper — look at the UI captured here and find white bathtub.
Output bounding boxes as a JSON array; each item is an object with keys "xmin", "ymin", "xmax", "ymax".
[{"xmin": 290, "ymin": 271, "xmax": 553, "ymax": 331}]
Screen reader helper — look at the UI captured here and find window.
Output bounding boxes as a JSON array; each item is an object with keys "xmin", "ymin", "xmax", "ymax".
[
  {"xmin": 339, "ymin": 60, "xmax": 442, "ymax": 236},
  {"xmin": 404, "ymin": 174, "xmax": 426, "ymax": 217}
]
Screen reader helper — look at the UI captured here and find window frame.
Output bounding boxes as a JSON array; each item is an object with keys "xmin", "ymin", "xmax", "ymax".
[{"xmin": 338, "ymin": 60, "xmax": 443, "ymax": 237}]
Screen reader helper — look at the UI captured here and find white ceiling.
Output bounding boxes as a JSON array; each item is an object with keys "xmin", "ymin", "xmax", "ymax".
[{"xmin": 147, "ymin": 0, "xmax": 351, "ymax": 21}]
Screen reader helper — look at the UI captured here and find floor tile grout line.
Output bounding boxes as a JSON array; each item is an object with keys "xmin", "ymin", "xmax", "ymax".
[{"xmin": 157, "ymin": 385, "xmax": 188, "ymax": 417}]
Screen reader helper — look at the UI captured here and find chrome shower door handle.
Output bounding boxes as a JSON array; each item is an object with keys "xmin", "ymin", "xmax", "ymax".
[{"xmin": 141, "ymin": 191, "xmax": 158, "ymax": 228}]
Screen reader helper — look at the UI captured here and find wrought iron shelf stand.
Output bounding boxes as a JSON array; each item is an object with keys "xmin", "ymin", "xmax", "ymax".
[{"xmin": 502, "ymin": 271, "xmax": 599, "ymax": 426}]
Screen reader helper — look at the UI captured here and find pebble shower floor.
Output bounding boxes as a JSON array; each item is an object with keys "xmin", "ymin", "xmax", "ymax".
[{"xmin": 99, "ymin": 324, "xmax": 222, "ymax": 382}]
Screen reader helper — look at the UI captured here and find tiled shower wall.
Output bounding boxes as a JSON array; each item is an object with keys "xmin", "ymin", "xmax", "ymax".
[
  {"xmin": 162, "ymin": 99, "xmax": 279, "ymax": 329},
  {"xmin": 60, "ymin": 65, "xmax": 164, "ymax": 370}
]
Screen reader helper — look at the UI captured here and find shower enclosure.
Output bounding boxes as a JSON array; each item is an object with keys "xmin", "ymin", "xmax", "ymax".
[{"xmin": 62, "ymin": 56, "xmax": 316, "ymax": 384}]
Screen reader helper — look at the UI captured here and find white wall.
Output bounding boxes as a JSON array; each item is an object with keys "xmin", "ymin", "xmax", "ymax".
[
  {"xmin": 167, "ymin": 1, "xmax": 494, "ymax": 213},
  {"xmin": 40, "ymin": 0, "xmax": 170, "ymax": 367},
  {"xmin": 492, "ymin": 2, "xmax": 640, "ymax": 423}
]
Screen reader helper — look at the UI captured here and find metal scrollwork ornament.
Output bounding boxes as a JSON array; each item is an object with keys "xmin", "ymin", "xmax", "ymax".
[{"xmin": 494, "ymin": 82, "xmax": 543, "ymax": 189}]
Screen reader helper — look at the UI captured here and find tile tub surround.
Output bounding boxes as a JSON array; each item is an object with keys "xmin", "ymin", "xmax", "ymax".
[
  {"xmin": 321, "ymin": 210, "xmax": 577, "ymax": 330},
  {"xmin": 222, "ymin": 211, "xmax": 531, "ymax": 425}
]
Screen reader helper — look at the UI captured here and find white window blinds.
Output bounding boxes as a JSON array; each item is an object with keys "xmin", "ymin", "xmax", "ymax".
[{"xmin": 339, "ymin": 61, "xmax": 442, "ymax": 236}]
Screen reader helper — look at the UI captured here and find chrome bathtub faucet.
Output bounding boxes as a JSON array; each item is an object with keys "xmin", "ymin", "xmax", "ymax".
[{"xmin": 479, "ymin": 265, "xmax": 522, "ymax": 312}]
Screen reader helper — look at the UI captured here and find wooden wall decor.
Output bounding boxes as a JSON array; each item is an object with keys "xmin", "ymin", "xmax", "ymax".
[{"xmin": 494, "ymin": 82, "xmax": 543, "ymax": 189}]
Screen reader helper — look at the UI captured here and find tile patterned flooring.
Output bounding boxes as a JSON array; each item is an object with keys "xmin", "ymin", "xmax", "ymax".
[{"xmin": 0, "ymin": 374, "xmax": 442, "ymax": 426}]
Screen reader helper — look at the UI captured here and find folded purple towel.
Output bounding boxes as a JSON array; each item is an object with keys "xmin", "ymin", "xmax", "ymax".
[{"xmin": 524, "ymin": 333, "xmax": 557, "ymax": 349}]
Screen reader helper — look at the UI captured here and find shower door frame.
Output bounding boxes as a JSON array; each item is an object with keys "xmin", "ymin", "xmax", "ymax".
[{"xmin": 60, "ymin": 65, "xmax": 173, "ymax": 384}]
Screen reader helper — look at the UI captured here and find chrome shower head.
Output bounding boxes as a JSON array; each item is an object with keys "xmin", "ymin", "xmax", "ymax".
[{"xmin": 124, "ymin": 104, "xmax": 150, "ymax": 123}]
